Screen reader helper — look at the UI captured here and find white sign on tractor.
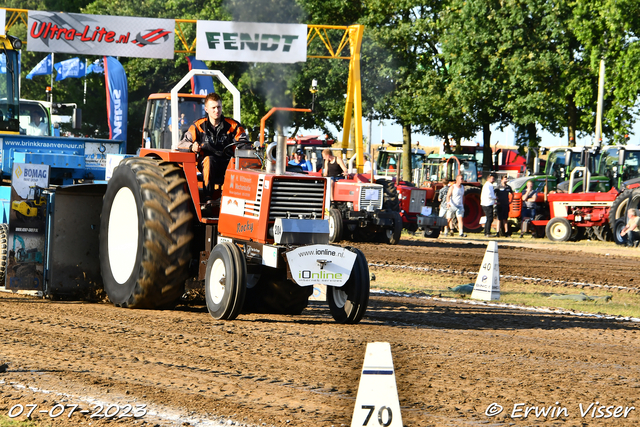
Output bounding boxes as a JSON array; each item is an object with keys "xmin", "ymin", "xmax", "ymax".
[{"xmin": 285, "ymin": 244, "xmax": 356, "ymax": 287}]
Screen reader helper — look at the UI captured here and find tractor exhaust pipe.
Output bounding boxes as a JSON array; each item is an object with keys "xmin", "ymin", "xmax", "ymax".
[{"xmin": 276, "ymin": 134, "xmax": 287, "ymax": 175}]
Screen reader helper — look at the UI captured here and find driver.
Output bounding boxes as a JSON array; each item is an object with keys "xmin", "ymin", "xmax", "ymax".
[{"xmin": 178, "ymin": 93, "xmax": 248, "ymax": 197}]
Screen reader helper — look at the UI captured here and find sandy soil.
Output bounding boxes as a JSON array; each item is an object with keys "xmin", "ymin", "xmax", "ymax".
[{"xmin": 1, "ymin": 238, "xmax": 639, "ymax": 427}]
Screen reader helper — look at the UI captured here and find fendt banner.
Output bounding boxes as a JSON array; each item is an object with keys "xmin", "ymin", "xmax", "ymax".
[
  {"xmin": 27, "ymin": 12, "xmax": 175, "ymax": 59},
  {"xmin": 196, "ymin": 21, "xmax": 307, "ymax": 63}
]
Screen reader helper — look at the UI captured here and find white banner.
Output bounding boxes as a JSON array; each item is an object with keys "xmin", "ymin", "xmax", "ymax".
[
  {"xmin": 0, "ymin": 9, "xmax": 6, "ymax": 36},
  {"xmin": 196, "ymin": 21, "xmax": 307, "ymax": 63},
  {"xmin": 27, "ymin": 12, "xmax": 175, "ymax": 59}
]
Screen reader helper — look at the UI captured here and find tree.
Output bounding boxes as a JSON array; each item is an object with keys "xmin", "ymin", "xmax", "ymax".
[{"xmin": 362, "ymin": 0, "xmax": 447, "ymax": 182}]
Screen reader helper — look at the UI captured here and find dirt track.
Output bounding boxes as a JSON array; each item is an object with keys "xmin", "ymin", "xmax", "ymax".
[{"xmin": 1, "ymin": 238, "xmax": 639, "ymax": 426}]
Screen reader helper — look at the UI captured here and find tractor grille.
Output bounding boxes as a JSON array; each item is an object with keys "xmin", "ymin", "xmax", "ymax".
[
  {"xmin": 359, "ymin": 185, "xmax": 383, "ymax": 211},
  {"xmin": 409, "ymin": 189, "xmax": 427, "ymax": 213},
  {"xmin": 269, "ymin": 178, "xmax": 325, "ymax": 220}
]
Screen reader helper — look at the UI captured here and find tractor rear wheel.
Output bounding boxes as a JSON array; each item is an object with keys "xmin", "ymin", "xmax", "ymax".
[
  {"xmin": 546, "ymin": 217, "xmax": 572, "ymax": 242},
  {"xmin": 328, "ymin": 247, "xmax": 369, "ymax": 324},
  {"xmin": 376, "ymin": 179, "xmax": 400, "ymax": 212},
  {"xmin": 100, "ymin": 157, "xmax": 193, "ymax": 309},
  {"xmin": 608, "ymin": 189, "xmax": 632, "ymax": 240},
  {"xmin": 205, "ymin": 242, "xmax": 247, "ymax": 320},
  {"xmin": 613, "ymin": 218, "xmax": 626, "ymax": 245},
  {"xmin": 0, "ymin": 224, "xmax": 7, "ymax": 286},
  {"xmin": 328, "ymin": 208, "xmax": 343, "ymax": 243},
  {"xmin": 383, "ymin": 211, "xmax": 403, "ymax": 245},
  {"xmin": 462, "ymin": 186, "xmax": 483, "ymax": 233}
]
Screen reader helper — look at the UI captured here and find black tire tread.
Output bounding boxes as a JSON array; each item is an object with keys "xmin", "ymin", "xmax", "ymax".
[
  {"xmin": 376, "ymin": 179, "xmax": 400, "ymax": 212},
  {"xmin": 104, "ymin": 157, "xmax": 193, "ymax": 309}
]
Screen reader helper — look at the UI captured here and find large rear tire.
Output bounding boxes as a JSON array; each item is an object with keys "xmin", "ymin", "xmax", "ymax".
[
  {"xmin": 328, "ymin": 208, "xmax": 343, "ymax": 243},
  {"xmin": 462, "ymin": 186, "xmax": 483, "ymax": 233},
  {"xmin": 376, "ymin": 179, "xmax": 400, "ymax": 212},
  {"xmin": 613, "ymin": 218, "xmax": 626, "ymax": 245},
  {"xmin": 608, "ymin": 189, "xmax": 632, "ymax": 236},
  {"xmin": 328, "ymin": 247, "xmax": 369, "ymax": 324},
  {"xmin": 205, "ymin": 242, "xmax": 247, "ymax": 320},
  {"xmin": 100, "ymin": 157, "xmax": 193, "ymax": 309},
  {"xmin": 546, "ymin": 217, "xmax": 572, "ymax": 242},
  {"xmin": 383, "ymin": 211, "xmax": 403, "ymax": 245}
]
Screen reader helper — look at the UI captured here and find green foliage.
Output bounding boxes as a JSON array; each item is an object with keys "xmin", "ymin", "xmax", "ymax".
[{"xmin": 8, "ymin": 0, "xmax": 640, "ymax": 152}]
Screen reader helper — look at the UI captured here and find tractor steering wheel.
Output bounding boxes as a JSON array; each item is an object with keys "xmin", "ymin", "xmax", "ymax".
[{"xmin": 223, "ymin": 140, "xmax": 249, "ymax": 157}]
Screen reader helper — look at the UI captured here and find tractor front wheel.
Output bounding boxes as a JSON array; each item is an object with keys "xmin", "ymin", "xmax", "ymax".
[
  {"xmin": 205, "ymin": 242, "xmax": 247, "ymax": 320},
  {"xmin": 328, "ymin": 247, "xmax": 369, "ymax": 324},
  {"xmin": 383, "ymin": 211, "xmax": 403, "ymax": 245},
  {"xmin": 328, "ymin": 208, "xmax": 343, "ymax": 243},
  {"xmin": 545, "ymin": 217, "xmax": 572, "ymax": 242}
]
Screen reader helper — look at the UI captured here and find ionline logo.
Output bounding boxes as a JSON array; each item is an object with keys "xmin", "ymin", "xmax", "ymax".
[
  {"xmin": 206, "ymin": 32, "xmax": 299, "ymax": 52},
  {"xmin": 299, "ymin": 270, "xmax": 343, "ymax": 280}
]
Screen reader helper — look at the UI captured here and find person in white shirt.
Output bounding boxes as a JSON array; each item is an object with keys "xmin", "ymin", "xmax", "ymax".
[
  {"xmin": 27, "ymin": 111, "xmax": 48, "ymax": 136},
  {"xmin": 447, "ymin": 174, "xmax": 466, "ymax": 237},
  {"xmin": 481, "ymin": 174, "xmax": 497, "ymax": 236}
]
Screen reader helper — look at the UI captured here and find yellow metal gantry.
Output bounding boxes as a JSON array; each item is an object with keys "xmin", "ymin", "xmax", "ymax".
[{"xmin": 3, "ymin": 9, "xmax": 364, "ymax": 170}]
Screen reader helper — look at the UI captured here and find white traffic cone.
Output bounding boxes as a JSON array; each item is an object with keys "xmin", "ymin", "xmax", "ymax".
[
  {"xmin": 350, "ymin": 342, "xmax": 403, "ymax": 427},
  {"xmin": 471, "ymin": 241, "xmax": 500, "ymax": 301}
]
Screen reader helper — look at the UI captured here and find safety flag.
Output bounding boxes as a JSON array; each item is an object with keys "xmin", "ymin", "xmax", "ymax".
[
  {"xmin": 104, "ymin": 56, "xmax": 128, "ymax": 142},
  {"xmin": 186, "ymin": 56, "xmax": 215, "ymax": 95},
  {"xmin": 54, "ymin": 57, "xmax": 86, "ymax": 81},
  {"xmin": 26, "ymin": 53, "xmax": 53, "ymax": 79},
  {"xmin": 87, "ymin": 59, "xmax": 104, "ymax": 74}
]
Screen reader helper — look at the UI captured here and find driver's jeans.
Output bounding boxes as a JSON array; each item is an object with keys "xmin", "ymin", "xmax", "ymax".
[{"xmin": 201, "ymin": 155, "xmax": 230, "ymax": 198}]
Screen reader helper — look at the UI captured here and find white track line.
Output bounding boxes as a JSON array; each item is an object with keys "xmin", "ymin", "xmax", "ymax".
[
  {"xmin": 369, "ymin": 263, "xmax": 638, "ymax": 292},
  {"xmin": 370, "ymin": 289, "xmax": 640, "ymax": 323}
]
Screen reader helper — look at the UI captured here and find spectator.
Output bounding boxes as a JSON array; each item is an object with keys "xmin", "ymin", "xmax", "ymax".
[
  {"xmin": 496, "ymin": 175, "xmax": 513, "ymax": 237},
  {"xmin": 438, "ymin": 178, "xmax": 452, "ymax": 236},
  {"xmin": 322, "ymin": 149, "xmax": 347, "ymax": 177},
  {"xmin": 288, "ymin": 148, "xmax": 313, "ymax": 172},
  {"xmin": 363, "ymin": 153, "xmax": 372, "ymax": 174},
  {"xmin": 621, "ymin": 208, "xmax": 640, "ymax": 247},
  {"xmin": 481, "ymin": 174, "xmax": 497, "ymax": 237},
  {"xmin": 520, "ymin": 180, "xmax": 538, "ymax": 238},
  {"xmin": 27, "ymin": 111, "xmax": 47, "ymax": 136},
  {"xmin": 447, "ymin": 174, "xmax": 466, "ymax": 237}
]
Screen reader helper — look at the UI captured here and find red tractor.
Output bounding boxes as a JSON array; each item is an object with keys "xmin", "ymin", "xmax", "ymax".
[
  {"xmin": 421, "ymin": 154, "xmax": 484, "ymax": 233},
  {"xmin": 375, "ymin": 145, "xmax": 447, "ymax": 237},
  {"xmin": 526, "ymin": 168, "xmax": 618, "ymax": 242},
  {"xmin": 326, "ymin": 173, "xmax": 403, "ymax": 245},
  {"xmin": 100, "ymin": 71, "xmax": 369, "ymax": 324}
]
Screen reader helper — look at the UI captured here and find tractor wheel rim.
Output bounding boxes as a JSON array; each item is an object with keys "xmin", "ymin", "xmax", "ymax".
[
  {"xmin": 209, "ymin": 258, "xmax": 226, "ymax": 304},
  {"xmin": 550, "ymin": 223, "xmax": 567, "ymax": 239},
  {"xmin": 329, "ymin": 215, "xmax": 336, "ymax": 237},
  {"xmin": 108, "ymin": 187, "xmax": 139, "ymax": 284},
  {"xmin": 333, "ymin": 287, "xmax": 348, "ymax": 308}
]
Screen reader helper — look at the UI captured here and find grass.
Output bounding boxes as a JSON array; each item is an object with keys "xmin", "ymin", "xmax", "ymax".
[
  {"xmin": 0, "ymin": 416, "xmax": 40, "ymax": 427},
  {"xmin": 370, "ymin": 267, "xmax": 640, "ymax": 319}
]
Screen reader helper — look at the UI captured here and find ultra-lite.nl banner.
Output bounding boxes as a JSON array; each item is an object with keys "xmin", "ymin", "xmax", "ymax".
[
  {"xmin": 196, "ymin": 21, "xmax": 307, "ymax": 64},
  {"xmin": 27, "ymin": 11, "xmax": 175, "ymax": 59}
]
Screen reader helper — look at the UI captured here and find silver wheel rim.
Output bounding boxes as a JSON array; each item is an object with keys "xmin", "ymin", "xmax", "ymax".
[
  {"xmin": 209, "ymin": 258, "xmax": 226, "ymax": 304},
  {"xmin": 108, "ymin": 187, "xmax": 139, "ymax": 284},
  {"xmin": 333, "ymin": 288, "xmax": 348, "ymax": 308}
]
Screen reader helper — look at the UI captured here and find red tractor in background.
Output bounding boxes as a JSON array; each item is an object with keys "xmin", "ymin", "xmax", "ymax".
[
  {"xmin": 420, "ymin": 153, "xmax": 484, "ymax": 233},
  {"xmin": 375, "ymin": 144, "xmax": 447, "ymax": 237},
  {"xmin": 278, "ymin": 136, "xmax": 404, "ymax": 245},
  {"xmin": 102, "ymin": 70, "xmax": 370, "ymax": 324}
]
